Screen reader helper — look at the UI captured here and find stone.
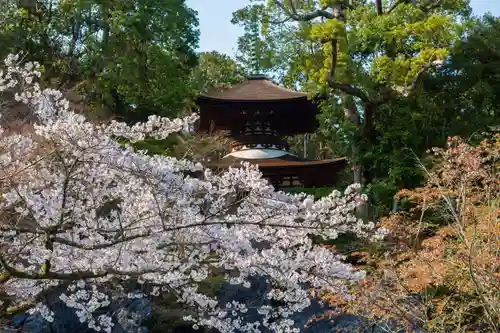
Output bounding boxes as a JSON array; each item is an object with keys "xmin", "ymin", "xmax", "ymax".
[
  {"xmin": 5, "ymin": 276, "xmax": 402, "ymax": 333},
  {"xmin": 215, "ymin": 275, "xmax": 397, "ymax": 333},
  {"xmin": 6, "ymin": 292, "xmax": 152, "ymax": 333}
]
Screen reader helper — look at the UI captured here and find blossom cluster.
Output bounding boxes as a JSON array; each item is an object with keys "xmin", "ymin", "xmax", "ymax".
[{"xmin": 0, "ymin": 54, "xmax": 383, "ymax": 332}]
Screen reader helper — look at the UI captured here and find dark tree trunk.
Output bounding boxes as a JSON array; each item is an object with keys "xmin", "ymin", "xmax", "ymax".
[{"xmin": 360, "ymin": 102, "xmax": 377, "ymax": 185}]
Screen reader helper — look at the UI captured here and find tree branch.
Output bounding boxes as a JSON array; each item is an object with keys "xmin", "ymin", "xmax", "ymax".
[
  {"xmin": 375, "ymin": 0, "xmax": 383, "ymax": 15},
  {"xmin": 329, "ymin": 82, "xmax": 371, "ymax": 103},
  {"xmin": 5, "ymin": 282, "xmax": 71, "ymax": 315},
  {"xmin": 408, "ymin": 60, "xmax": 443, "ymax": 94},
  {"xmin": 50, "ymin": 233, "xmax": 151, "ymax": 250},
  {"xmin": 267, "ymin": 17, "xmax": 292, "ymax": 24},
  {"xmin": 387, "ymin": 0, "xmax": 420, "ymax": 14},
  {"xmin": 1, "ymin": 253, "xmax": 155, "ymax": 281},
  {"xmin": 386, "ymin": 0, "xmax": 405, "ymax": 14},
  {"xmin": 326, "ymin": 39, "xmax": 371, "ymax": 103},
  {"xmin": 274, "ymin": 0, "xmax": 334, "ymax": 21},
  {"xmin": 372, "ymin": 59, "xmax": 444, "ymax": 104}
]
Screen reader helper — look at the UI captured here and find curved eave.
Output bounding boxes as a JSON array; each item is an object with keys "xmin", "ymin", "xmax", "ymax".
[
  {"xmin": 257, "ymin": 157, "xmax": 347, "ymax": 169},
  {"xmin": 196, "ymin": 94, "xmax": 309, "ymax": 103},
  {"xmin": 197, "ymin": 76, "xmax": 312, "ymax": 102},
  {"xmin": 206, "ymin": 156, "xmax": 348, "ymax": 169}
]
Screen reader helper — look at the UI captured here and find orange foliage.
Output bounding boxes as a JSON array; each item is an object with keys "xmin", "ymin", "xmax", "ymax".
[{"xmin": 326, "ymin": 135, "xmax": 500, "ymax": 332}]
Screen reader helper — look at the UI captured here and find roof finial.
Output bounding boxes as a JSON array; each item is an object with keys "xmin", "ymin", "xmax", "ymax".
[{"xmin": 249, "ymin": 12, "xmax": 261, "ymax": 76}]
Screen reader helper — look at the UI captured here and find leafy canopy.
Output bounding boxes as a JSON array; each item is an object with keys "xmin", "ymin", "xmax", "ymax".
[{"xmin": 0, "ymin": 0, "xmax": 200, "ymax": 121}]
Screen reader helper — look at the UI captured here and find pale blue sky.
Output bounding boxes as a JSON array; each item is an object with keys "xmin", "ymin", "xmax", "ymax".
[{"xmin": 186, "ymin": 0, "xmax": 500, "ymax": 57}]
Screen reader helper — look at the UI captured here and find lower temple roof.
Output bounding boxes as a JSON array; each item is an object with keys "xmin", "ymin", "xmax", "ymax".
[
  {"xmin": 204, "ymin": 153, "xmax": 348, "ymax": 188},
  {"xmin": 206, "ymin": 154, "xmax": 347, "ymax": 169}
]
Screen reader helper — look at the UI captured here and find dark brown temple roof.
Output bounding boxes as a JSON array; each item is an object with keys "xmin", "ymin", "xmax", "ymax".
[
  {"xmin": 207, "ymin": 154, "xmax": 347, "ymax": 169},
  {"xmin": 199, "ymin": 75, "xmax": 308, "ymax": 101}
]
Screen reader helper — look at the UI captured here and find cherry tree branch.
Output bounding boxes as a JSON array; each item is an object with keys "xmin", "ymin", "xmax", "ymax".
[
  {"xmin": 3, "ymin": 282, "xmax": 72, "ymax": 315},
  {"xmin": 0, "ymin": 253, "xmax": 155, "ymax": 281},
  {"xmin": 49, "ymin": 233, "xmax": 151, "ymax": 250}
]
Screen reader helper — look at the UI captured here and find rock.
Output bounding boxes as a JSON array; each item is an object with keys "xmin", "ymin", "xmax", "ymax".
[
  {"xmin": 215, "ymin": 275, "xmax": 397, "ymax": 333},
  {"xmin": 5, "ymin": 276, "xmax": 401, "ymax": 333},
  {"xmin": 7, "ymin": 293, "xmax": 152, "ymax": 333}
]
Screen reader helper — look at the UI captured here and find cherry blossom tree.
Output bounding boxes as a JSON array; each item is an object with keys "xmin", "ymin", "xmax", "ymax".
[{"xmin": 0, "ymin": 54, "xmax": 384, "ymax": 333}]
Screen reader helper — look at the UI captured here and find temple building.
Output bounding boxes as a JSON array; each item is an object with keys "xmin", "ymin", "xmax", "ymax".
[{"xmin": 194, "ymin": 75, "xmax": 347, "ymax": 189}]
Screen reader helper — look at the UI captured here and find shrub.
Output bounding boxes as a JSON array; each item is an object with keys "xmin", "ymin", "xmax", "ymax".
[{"xmin": 327, "ymin": 135, "xmax": 500, "ymax": 332}]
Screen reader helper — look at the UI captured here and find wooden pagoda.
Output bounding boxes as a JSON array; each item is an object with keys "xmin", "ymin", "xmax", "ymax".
[{"xmin": 194, "ymin": 75, "xmax": 347, "ymax": 189}]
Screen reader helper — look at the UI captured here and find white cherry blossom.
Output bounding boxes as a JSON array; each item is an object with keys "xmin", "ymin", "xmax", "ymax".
[{"xmin": 0, "ymin": 54, "xmax": 385, "ymax": 332}]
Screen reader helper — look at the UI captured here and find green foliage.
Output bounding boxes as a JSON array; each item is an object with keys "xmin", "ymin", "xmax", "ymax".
[
  {"xmin": 149, "ymin": 292, "xmax": 197, "ymax": 333},
  {"xmin": 232, "ymin": 3, "xmax": 317, "ymax": 83},
  {"xmin": 132, "ymin": 137, "xmax": 180, "ymax": 156},
  {"xmin": 0, "ymin": 1, "xmax": 249, "ymax": 158},
  {"xmin": 311, "ymin": 232, "xmax": 359, "ymax": 249},
  {"xmin": 231, "ymin": 0, "xmax": 500, "ymax": 217},
  {"xmin": 362, "ymin": 14, "xmax": 499, "ymax": 212},
  {"xmin": 129, "ymin": 51, "xmax": 244, "ymax": 157},
  {"xmin": 197, "ymin": 274, "xmax": 226, "ymax": 297},
  {"xmin": 348, "ymin": 4, "xmax": 459, "ymax": 86},
  {"xmin": 286, "ymin": 186, "xmax": 337, "ymax": 199},
  {"xmin": 0, "ymin": 0, "xmax": 199, "ymax": 122},
  {"xmin": 189, "ymin": 51, "xmax": 247, "ymax": 93},
  {"xmin": 420, "ymin": 14, "xmax": 500, "ymax": 137}
]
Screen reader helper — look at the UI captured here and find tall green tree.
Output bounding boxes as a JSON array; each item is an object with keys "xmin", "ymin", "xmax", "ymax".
[
  {"xmin": 232, "ymin": 0, "xmax": 481, "ymax": 213},
  {"xmin": 136, "ymin": 51, "xmax": 246, "ymax": 158},
  {"xmin": 190, "ymin": 51, "xmax": 247, "ymax": 94},
  {"xmin": 421, "ymin": 14, "xmax": 500, "ymax": 138},
  {"xmin": 0, "ymin": 0, "xmax": 199, "ymax": 122}
]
